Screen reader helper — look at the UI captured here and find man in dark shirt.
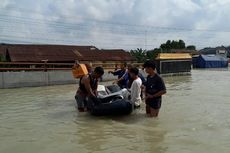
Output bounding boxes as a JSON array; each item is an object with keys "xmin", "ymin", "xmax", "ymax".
[
  {"xmin": 143, "ymin": 60, "xmax": 166, "ymax": 117},
  {"xmin": 75, "ymin": 67, "xmax": 104, "ymax": 112}
]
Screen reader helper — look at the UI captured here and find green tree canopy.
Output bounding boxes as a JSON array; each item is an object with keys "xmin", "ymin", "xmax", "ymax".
[
  {"xmin": 186, "ymin": 45, "xmax": 196, "ymax": 50},
  {"xmin": 130, "ymin": 48, "xmax": 146, "ymax": 63},
  {"xmin": 130, "ymin": 39, "xmax": 196, "ymax": 62},
  {"xmin": 160, "ymin": 39, "xmax": 186, "ymax": 51}
]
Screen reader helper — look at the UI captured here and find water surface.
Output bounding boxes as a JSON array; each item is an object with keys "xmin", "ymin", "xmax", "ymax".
[{"xmin": 0, "ymin": 69, "xmax": 230, "ymax": 153}]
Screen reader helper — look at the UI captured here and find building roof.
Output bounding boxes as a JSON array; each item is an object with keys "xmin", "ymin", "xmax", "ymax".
[
  {"xmin": 199, "ymin": 46, "xmax": 229, "ymax": 54},
  {"xmin": 72, "ymin": 46, "xmax": 102, "ymax": 61},
  {"xmin": 0, "ymin": 44, "xmax": 135, "ymax": 62},
  {"xmin": 100, "ymin": 49, "xmax": 135, "ymax": 61},
  {"xmin": 170, "ymin": 49, "xmax": 199, "ymax": 55},
  {"xmin": 156, "ymin": 53, "xmax": 192, "ymax": 60},
  {"xmin": 6, "ymin": 44, "xmax": 78, "ymax": 62},
  {"xmin": 0, "ymin": 46, "xmax": 7, "ymax": 57}
]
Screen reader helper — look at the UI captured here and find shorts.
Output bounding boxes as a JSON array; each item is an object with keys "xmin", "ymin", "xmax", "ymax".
[
  {"xmin": 75, "ymin": 94, "xmax": 87, "ymax": 110},
  {"xmin": 146, "ymin": 98, "xmax": 162, "ymax": 109}
]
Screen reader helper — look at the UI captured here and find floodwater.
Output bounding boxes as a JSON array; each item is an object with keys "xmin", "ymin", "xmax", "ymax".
[{"xmin": 0, "ymin": 69, "xmax": 230, "ymax": 153}]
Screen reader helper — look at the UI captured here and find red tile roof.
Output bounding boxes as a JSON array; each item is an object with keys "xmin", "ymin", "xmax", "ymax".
[
  {"xmin": 6, "ymin": 44, "xmax": 79, "ymax": 62},
  {"xmin": 0, "ymin": 44, "xmax": 135, "ymax": 62},
  {"xmin": 100, "ymin": 49, "xmax": 135, "ymax": 61}
]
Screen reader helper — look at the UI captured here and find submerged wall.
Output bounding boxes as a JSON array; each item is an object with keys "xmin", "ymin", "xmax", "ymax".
[{"xmin": 0, "ymin": 70, "xmax": 118, "ymax": 89}]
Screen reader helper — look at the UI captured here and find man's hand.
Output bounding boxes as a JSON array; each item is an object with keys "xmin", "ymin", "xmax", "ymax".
[
  {"xmin": 145, "ymin": 94, "xmax": 154, "ymax": 99},
  {"xmin": 113, "ymin": 80, "xmax": 118, "ymax": 84}
]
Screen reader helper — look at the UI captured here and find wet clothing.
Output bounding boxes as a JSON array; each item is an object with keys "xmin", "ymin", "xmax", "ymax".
[
  {"xmin": 76, "ymin": 74, "xmax": 98, "ymax": 111},
  {"xmin": 75, "ymin": 94, "xmax": 87, "ymax": 111},
  {"xmin": 146, "ymin": 98, "xmax": 162, "ymax": 109},
  {"xmin": 144, "ymin": 74, "xmax": 166, "ymax": 109},
  {"xmin": 79, "ymin": 74, "xmax": 98, "ymax": 94}
]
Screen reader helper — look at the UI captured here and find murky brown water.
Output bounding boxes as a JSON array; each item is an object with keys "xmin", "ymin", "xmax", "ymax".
[{"xmin": 0, "ymin": 69, "xmax": 230, "ymax": 153}]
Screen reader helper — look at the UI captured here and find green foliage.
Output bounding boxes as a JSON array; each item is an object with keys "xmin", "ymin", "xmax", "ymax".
[
  {"xmin": 146, "ymin": 48, "xmax": 161, "ymax": 59},
  {"xmin": 160, "ymin": 39, "xmax": 186, "ymax": 51},
  {"xmin": 130, "ymin": 39, "xmax": 196, "ymax": 63},
  {"xmin": 130, "ymin": 48, "xmax": 147, "ymax": 63},
  {"xmin": 186, "ymin": 45, "xmax": 196, "ymax": 50},
  {"xmin": 130, "ymin": 48, "xmax": 161, "ymax": 63}
]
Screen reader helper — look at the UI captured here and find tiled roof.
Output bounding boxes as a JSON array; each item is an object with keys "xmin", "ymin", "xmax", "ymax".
[
  {"xmin": 0, "ymin": 44, "xmax": 135, "ymax": 62},
  {"xmin": 7, "ymin": 44, "xmax": 78, "ymax": 62},
  {"xmin": 100, "ymin": 49, "xmax": 135, "ymax": 61}
]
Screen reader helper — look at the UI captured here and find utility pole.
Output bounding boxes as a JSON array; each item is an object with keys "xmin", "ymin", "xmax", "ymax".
[{"xmin": 145, "ymin": 30, "xmax": 147, "ymax": 51}]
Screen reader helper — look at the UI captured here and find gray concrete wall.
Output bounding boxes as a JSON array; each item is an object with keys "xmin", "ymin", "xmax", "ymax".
[
  {"xmin": 0, "ymin": 72, "xmax": 3, "ymax": 88},
  {"xmin": 0, "ymin": 70, "xmax": 118, "ymax": 89},
  {"xmin": 47, "ymin": 71, "xmax": 76, "ymax": 85},
  {"xmin": 2, "ymin": 71, "xmax": 48, "ymax": 88},
  {"xmin": 0, "ymin": 70, "xmax": 147, "ymax": 89}
]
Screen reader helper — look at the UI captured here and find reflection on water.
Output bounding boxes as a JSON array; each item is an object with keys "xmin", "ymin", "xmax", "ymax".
[{"xmin": 0, "ymin": 69, "xmax": 230, "ymax": 153}]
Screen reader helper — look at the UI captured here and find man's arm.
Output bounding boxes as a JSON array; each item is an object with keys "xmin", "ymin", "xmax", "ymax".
[
  {"xmin": 113, "ymin": 70, "xmax": 128, "ymax": 84},
  {"xmin": 146, "ymin": 90, "xmax": 166, "ymax": 99},
  {"xmin": 93, "ymin": 81, "xmax": 98, "ymax": 96},
  {"xmin": 109, "ymin": 70, "xmax": 121, "ymax": 76}
]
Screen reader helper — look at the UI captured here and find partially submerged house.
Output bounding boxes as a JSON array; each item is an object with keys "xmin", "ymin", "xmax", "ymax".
[
  {"xmin": 192, "ymin": 54, "xmax": 228, "ymax": 68},
  {"xmin": 155, "ymin": 53, "xmax": 192, "ymax": 74}
]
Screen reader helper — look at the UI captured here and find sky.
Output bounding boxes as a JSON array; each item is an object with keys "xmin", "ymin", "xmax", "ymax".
[{"xmin": 1, "ymin": 0, "xmax": 230, "ymax": 50}]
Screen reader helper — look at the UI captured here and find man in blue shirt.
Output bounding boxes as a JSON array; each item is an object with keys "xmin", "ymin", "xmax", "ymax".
[{"xmin": 109, "ymin": 63, "xmax": 129, "ymax": 89}]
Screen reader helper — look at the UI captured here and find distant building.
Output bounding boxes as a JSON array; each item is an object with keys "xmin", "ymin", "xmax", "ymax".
[
  {"xmin": 199, "ymin": 46, "xmax": 229, "ymax": 58},
  {"xmin": 192, "ymin": 55, "xmax": 228, "ymax": 68},
  {"xmin": 0, "ymin": 44, "xmax": 135, "ymax": 65},
  {"xmin": 155, "ymin": 53, "xmax": 192, "ymax": 74},
  {"xmin": 170, "ymin": 49, "xmax": 199, "ymax": 56},
  {"xmin": 0, "ymin": 45, "xmax": 9, "ymax": 61}
]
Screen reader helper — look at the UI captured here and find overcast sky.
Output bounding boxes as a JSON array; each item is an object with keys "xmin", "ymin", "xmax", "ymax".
[{"xmin": 1, "ymin": 0, "xmax": 230, "ymax": 50}]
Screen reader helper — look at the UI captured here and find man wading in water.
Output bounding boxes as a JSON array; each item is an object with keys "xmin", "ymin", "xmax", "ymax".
[
  {"xmin": 143, "ymin": 61, "xmax": 166, "ymax": 117},
  {"xmin": 75, "ymin": 67, "xmax": 104, "ymax": 112}
]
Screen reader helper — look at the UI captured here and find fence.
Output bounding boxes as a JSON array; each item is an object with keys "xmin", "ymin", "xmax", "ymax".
[{"xmin": 0, "ymin": 62, "xmax": 144, "ymax": 88}]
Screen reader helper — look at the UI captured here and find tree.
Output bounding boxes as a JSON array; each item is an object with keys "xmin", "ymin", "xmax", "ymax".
[
  {"xmin": 178, "ymin": 39, "xmax": 186, "ymax": 49},
  {"xmin": 159, "ymin": 39, "xmax": 191, "ymax": 52},
  {"xmin": 186, "ymin": 45, "xmax": 196, "ymax": 50},
  {"xmin": 130, "ymin": 48, "xmax": 147, "ymax": 63},
  {"xmin": 146, "ymin": 48, "xmax": 161, "ymax": 59}
]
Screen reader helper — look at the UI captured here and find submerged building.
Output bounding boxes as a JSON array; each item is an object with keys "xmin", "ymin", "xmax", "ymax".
[
  {"xmin": 192, "ymin": 54, "xmax": 228, "ymax": 68},
  {"xmin": 155, "ymin": 53, "xmax": 192, "ymax": 75}
]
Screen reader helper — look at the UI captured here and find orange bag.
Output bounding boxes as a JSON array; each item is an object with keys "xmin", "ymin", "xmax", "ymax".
[{"xmin": 72, "ymin": 64, "xmax": 88, "ymax": 78}]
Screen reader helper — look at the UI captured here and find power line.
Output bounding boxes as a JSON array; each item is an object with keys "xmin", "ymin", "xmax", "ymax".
[
  {"xmin": 1, "ymin": 8, "xmax": 230, "ymax": 33},
  {"xmin": 0, "ymin": 7, "xmax": 229, "ymax": 49}
]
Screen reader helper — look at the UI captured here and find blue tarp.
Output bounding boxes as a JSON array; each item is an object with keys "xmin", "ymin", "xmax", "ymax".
[{"xmin": 193, "ymin": 55, "xmax": 228, "ymax": 68}]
